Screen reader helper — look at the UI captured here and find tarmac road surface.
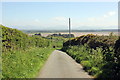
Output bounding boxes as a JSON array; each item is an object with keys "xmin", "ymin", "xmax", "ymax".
[{"xmin": 38, "ymin": 50, "xmax": 92, "ymax": 78}]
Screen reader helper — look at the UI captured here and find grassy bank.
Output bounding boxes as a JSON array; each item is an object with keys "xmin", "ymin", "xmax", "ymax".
[
  {"xmin": 62, "ymin": 34, "xmax": 120, "ymax": 78},
  {"xmin": 2, "ymin": 47, "xmax": 54, "ymax": 78},
  {"xmin": 1, "ymin": 25, "xmax": 55, "ymax": 78},
  {"xmin": 46, "ymin": 36, "xmax": 69, "ymax": 49},
  {"xmin": 64, "ymin": 45, "xmax": 114, "ymax": 78}
]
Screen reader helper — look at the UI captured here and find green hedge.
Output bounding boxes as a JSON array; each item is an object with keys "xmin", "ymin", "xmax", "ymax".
[
  {"xmin": 62, "ymin": 34, "xmax": 119, "ymax": 78},
  {"xmin": 1, "ymin": 25, "xmax": 50, "ymax": 52},
  {"xmin": 1, "ymin": 25, "xmax": 54, "ymax": 78}
]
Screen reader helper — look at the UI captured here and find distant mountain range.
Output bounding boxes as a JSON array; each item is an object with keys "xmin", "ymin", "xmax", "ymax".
[{"xmin": 21, "ymin": 29, "xmax": 119, "ymax": 33}]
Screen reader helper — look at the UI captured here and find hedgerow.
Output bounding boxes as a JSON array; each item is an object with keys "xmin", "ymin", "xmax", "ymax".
[
  {"xmin": 62, "ymin": 34, "xmax": 119, "ymax": 78},
  {"xmin": 1, "ymin": 25, "xmax": 50, "ymax": 52},
  {"xmin": 1, "ymin": 25, "xmax": 54, "ymax": 78}
]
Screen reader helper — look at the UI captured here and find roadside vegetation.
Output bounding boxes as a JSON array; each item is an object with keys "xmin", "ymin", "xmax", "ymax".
[
  {"xmin": 62, "ymin": 34, "xmax": 120, "ymax": 78},
  {"xmin": 46, "ymin": 36, "xmax": 69, "ymax": 49},
  {"xmin": 1, "ymin": 25, "xmax": 56, "ymax": 78},
  {"xmin": 2, "ymin": 47, "xmax": 54, "ymax": 78},
  {"xmin": 1, "ymin": 24, "xmax": 120, "ymax": 79}
]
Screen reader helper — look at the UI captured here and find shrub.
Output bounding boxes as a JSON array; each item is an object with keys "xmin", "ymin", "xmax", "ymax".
[
  {"xmin": 89, "ymin": 67, "xmax": 100, "ymax": 75},
  {"xmin": 62, "ymin": 34, "xmax": 119, "ymax": 78},
  {"xmin": 81, "ymin": 60, "xmax": 92, "ymax": 71},
  {"xmin": 1, "ymin": 25, "xmax": 50, "ymax": 52},
  {"xmin": 1, "ymin": 25, "xmax": 54, "ymax": 78}
]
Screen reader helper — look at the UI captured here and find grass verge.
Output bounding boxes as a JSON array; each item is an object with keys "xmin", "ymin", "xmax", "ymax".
[{"xmin": 2, "ymin": 47, "xmax": 54, "ymax": 78}]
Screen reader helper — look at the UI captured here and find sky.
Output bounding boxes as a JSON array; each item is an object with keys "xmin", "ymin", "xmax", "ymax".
[{"xmin": 1, "ymin": 2, "xmax": 118, "ymax": 30}]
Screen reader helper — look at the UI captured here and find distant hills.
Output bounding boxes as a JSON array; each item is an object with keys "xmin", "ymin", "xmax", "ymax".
[{"xmin": 21, "ymin": 29, "xmax": 119, "ymax": 33}]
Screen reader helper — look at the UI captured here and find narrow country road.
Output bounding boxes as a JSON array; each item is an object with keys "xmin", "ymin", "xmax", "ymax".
[{"xmin": 37, "ymin": 50, "xmax": 92, "ymax": 78}]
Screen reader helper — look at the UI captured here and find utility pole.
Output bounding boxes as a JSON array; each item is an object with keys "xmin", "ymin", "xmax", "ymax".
[{"xmin": 69, "ymin": 18, "xmax": 71, "ymax": 46}]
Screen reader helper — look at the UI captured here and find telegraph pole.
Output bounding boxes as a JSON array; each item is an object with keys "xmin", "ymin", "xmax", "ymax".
[{"xmin": 69, "ymin": 18, "xmax": 71, "ymax": 46}]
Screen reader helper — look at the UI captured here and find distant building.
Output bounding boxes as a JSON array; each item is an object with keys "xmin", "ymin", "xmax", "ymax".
[
  {"xmin": 48, "ymin": 33, "xmax": 74, "ymax": 38},
  {"xmin": 62, "ymin": 34, "xmax": 74, "ymax": 38},
  {"xmin": 34, "ymin": 33, "xmax": 41, "ymax": 36}
]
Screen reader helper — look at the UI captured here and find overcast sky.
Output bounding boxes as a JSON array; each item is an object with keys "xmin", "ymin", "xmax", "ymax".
[{"xmin": 2, "ymin": 2, "xmax": 118, "ymax": 30}]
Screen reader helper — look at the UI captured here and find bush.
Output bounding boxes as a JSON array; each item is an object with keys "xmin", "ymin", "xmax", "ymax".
[
  {"xmin": 1, "ymin": 25, "xmax": 50, "ymax": 52},
  {"xmin": 89, "ymin": 67, "xmax": 100, "ymax": 76},
  {"xmin": 81, "ymin": 60, "xmax": 92, "ymax": 71},
  {"xmin": 1, "ymin": 25, "xmax": 54, "ymax": 78},
  {"xmin": 62, "ymin": 34, "xmax": 119, "ymax": 78}
]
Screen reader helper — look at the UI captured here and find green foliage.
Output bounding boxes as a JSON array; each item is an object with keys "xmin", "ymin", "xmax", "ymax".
[
  {"xmin": 63, "ymin": 34, "xmax": 118, "ymax": 50},
  {"xmin": 46, "ymin": 36, "xmax": 68, "ymax": 49},
  {"xmin": 89, "ymin": 67, "xmax": 100, "ymax": 76},
  {"xmin": 1, "ymin": 25, "xmax": 55, "ymax": 78},
  {"xmin": 114, "ymin": 37, "xmax": 120, "ymax": 62},
  {"xmin": 0, "ymin": 25, "xmax": 2, "ymax": 78},
  {"xmin": 1, "ymin": 25, "xmax": 50, "ymax": 52},
  {"xmin": 62, "ymin": 34, "xmax": 119, "ymax": 78},
  {"xmin": 113, "ymin": 37, "xmax": 120, "ymax": 78},
  {"xmin": 81, "ymin": 61, "xmax": 92, "ymax": 71},
  {"xmin": 63, "ymin": 34, "xmax": 96, "ymax": 46},
  {"xmin": 2, "ymin": 47, "xmax": 54, "ymax": 78},
  {"xmin": 63, "ymin": 45, "xmax": 104, "ymax": 76}
]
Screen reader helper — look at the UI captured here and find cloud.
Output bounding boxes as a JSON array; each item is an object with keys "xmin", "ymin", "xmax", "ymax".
[
  {"xmin": 51, "ymin": 16, "xmax": 68, "ymax": 27},
  {"xmin": 108, "ymin": 11, "xmax": 116, "ymax": 16},
  {"xmin": 76, "ymin": 11, "xmax": 117, "ymax": 28},
  {"xmin": 103, "ymin": 11, "xmax": 116, "ymax": 18},
  {"xmin": 53, "ymin": 17, "xmax": 67, "ymax": 21},
  {"xmin": 103, "ymin": 15, "xmax": 108, "ymax": 18},
  {"xmin": 34, "ymin": 19, "xmax": 40, "ymax": 22},
  {"xmin": 3, "ymin": 13, "xmax": 117, "ymax": 30},
  {"xmin": 88, "ymin": 11, "xmax": 117, "ymax": 21}
]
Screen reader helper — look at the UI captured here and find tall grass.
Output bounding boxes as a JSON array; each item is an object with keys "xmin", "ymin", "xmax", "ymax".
[{"xmin": 2, "ymin": 47, "xmax": 54, "ymax": 78}]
